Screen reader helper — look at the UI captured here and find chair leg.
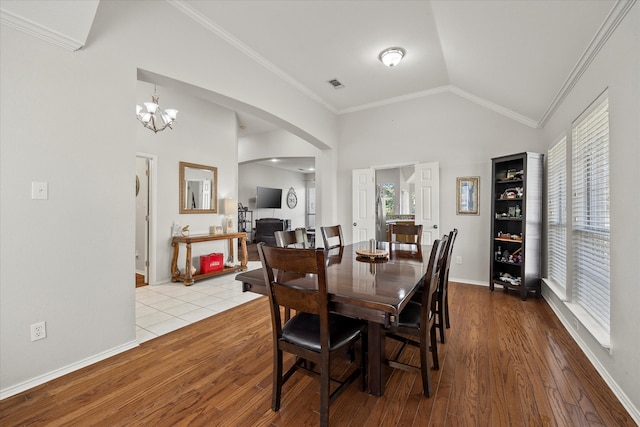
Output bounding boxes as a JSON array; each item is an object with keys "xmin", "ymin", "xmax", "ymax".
[
  {"xmin": 420, "ymin": 331, "xmax": 433, "ymax": 397},
  {"xmin": 438, "ymin": 295, "xmax": 446, "ymax": 344},
  {"xmin": 431, "ymin": 326, "xmax": 439, "ymax": 371},
  {"xmin": 360, "ymin": 332, "xmax": 368, "ymax": 391},
  {"xmin": 272, "ymin": 349, "xmax": 283, "ymax": 411},
  {"xmin": 444, "ymin": 292, "xmax": 451, "ymax": 328},
  {"xmin": 320, "ymin": 358, "xmax": 330, "ymax": 427},
  {"xmin": 438, "ymin": 319, "xmax": 446, "ymax": 344}
]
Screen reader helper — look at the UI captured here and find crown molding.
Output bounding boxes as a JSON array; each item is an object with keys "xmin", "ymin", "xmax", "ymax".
[
  {"xmin": 340, "ymin": 85, "xmax": 539, "ymax": 128},
  {"xmin": 167, "ymin": 0, "xmax": 337, "ymax": 113},
  {"xmin": 538, "ymin": 0, "xmax": 637, "ymax": 127},
  {"xmin": 0, "ymin": 8, "xmax": 84, "ymax": 51},
  {"xmin": 339, "ymin": 86, "xmax": 450, "ymax": 114},
  {"xmin": 448, "ymin": 86, "xmax": 540, "ymax": 128}
]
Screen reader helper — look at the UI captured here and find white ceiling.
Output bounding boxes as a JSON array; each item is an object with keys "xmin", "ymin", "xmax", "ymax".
[
  {"xmin": 2, "ymin": 0, "xmax": 627, "ymax": 142},
  {"xmin": 179, "ymin": 0, "xmax": 619, "ymax": 127}
]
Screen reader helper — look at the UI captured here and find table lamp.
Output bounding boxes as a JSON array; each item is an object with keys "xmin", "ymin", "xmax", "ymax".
[{"xmin": 223, "ymin": 198, "xmax": 236, "ymax": 233}]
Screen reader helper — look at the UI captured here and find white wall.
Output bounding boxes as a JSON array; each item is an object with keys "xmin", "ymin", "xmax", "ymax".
[
  {"xmin": 0, "ymin": 0, "xmax": 338, "ymax": 396},
  {"xmin": 238, "ymin": 163, "xmax": 307, "ymax": 230},
  {"xmin": 337, "ymin": 91, "xmax": 544, "ymax": 284},
  {"xmin": 540, "ymin": 5, "xmax": 640, "ymax": 416}
]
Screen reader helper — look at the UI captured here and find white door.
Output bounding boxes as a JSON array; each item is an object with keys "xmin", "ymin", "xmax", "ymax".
[
  {"xmin": 135, "ymin": 156, "xmax": 150, "ymax": 283},
  {"xmin": 352, "ymin": 168, "xmax": 375, "ymax": 243},
  {"xmin": 414, "ymin": 162, "xmax": 440, "ymax": 245}
]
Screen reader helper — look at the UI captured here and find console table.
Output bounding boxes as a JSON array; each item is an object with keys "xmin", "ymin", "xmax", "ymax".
[{"xmin": 171, "ymin": 232, "xmax": 248, "ymax": 286}]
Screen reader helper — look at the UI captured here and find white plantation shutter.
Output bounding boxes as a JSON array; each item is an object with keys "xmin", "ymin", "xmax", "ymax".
[
  {"xmin": 547, "ymin": 137, "xmax": 567, "ymax": 289},
  {"xmin": 572, "ymin": 96, "xmax": 610, "ymax": 332}
]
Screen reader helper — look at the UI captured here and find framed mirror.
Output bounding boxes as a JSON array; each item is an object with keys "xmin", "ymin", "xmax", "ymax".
[{"xmin": 179, "ymin": 161, "xmax": 218, "ymax": 214}]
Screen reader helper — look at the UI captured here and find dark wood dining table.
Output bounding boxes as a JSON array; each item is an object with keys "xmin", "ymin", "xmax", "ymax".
[{"xmin": 235, "ymin": 241, "xmax": 431, "ymax": 397}]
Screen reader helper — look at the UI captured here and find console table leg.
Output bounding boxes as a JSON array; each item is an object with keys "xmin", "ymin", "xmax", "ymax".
[
  {"xmin": 184, "ymin": 242, "xmax": 194, "ymax": 286},
  {"xmin": 170, "ymin": 242, "xmax": 181, "ymax": 281},
  {"xmin": 240, "ymin": 236, "xmax": 248, "ymax": 268}
]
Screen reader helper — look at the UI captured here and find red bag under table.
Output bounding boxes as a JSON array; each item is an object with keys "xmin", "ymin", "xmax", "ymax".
[{"xmin": 200, "ymin": 253, "xmax": 223, "ymax": 273}]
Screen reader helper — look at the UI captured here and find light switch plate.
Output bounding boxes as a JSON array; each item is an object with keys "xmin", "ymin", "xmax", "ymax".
[{"xmin": 32, "ymin": 182, "xmax": 48, "ymax": 200}]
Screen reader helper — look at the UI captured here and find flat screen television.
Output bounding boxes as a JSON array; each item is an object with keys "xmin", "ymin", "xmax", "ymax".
[{"xmin": 256, "ymin": 186, "xmax": 282, "ymax": 209}]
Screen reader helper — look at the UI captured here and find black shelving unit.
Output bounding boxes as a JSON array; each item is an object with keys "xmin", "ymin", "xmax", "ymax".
[
  {"xmin": 238, "ymin": 208, "xmax": 253, "ymax": 240},
  {"xmin": 490, "ymin": 152, "xmax": 543, "ymax": 300}
]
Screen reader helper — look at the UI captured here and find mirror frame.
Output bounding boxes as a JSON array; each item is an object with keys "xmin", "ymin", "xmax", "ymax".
[{"xmin": 179, "ymin": 161, "xmax": 218, "ymax": 214}]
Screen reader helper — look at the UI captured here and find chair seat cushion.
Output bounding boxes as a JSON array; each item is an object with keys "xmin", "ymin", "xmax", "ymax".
[
  {"xmin": 398, "ymin": 300, "xmax": 422, "ymax": 328},
  {"xmin": 282, "ymin": 312, "xmax": 365, "ymax": 352}
]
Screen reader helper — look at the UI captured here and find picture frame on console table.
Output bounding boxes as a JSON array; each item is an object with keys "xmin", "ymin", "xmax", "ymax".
[{"xmin": 456, "ymin": 176, "xmax": 479, "ymax": 215}]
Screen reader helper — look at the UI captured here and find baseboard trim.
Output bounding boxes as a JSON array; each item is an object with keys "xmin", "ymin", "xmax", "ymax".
[
  {"xmin": 449, "ymin": 277, "xmax": 489, "ymax": 287},
  {"xmin": 0, "ymin": 340, "xmax": 139, "ymax": 400}
]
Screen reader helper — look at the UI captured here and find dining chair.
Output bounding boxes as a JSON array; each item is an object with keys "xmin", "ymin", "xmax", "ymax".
[
  {"xmin": 385, "ymin": 236, "xmax": 446, "ymax": 397},
  {"xmin": 274, "ymin": 227, "xmax": 309, "ymax": 248},
  {"xmin": 320, "ymin": 225, "xmax": 344, "ymax": 250},
  {"xmin": 388, "ymin": 223, "xmax": 423, "ymax": 245},
  {"xmin": 435, "ymin": 228, "xmax": 458, "ymax": 343},
  {"xmin": 273, "ymin": 228, "xmax": 310, "ymax": 321},
  {"xmin": 257, "ymin": 243, "xmax": 367, "ymax": 426}
]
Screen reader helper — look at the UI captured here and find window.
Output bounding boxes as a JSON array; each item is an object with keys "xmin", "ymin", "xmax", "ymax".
[
  {"xmin": 379, "ymin": 183, "xmax": 395, "ymax": 216},
  {"xmin": 571, "ymin": 95, "xmax": 610, "ymax": 333},
  {"xmin": 547, "ymin": 137, "xmax": 567, "ymax": 291}
]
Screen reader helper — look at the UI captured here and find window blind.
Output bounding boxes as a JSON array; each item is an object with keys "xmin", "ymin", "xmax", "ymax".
[
  {"xmin": 572, "ymin": 97, "xmax": 610, "ymax": 332},
  {"xmin": 547, "ymin": 137, "xmax": 567, "ymax": 289}
]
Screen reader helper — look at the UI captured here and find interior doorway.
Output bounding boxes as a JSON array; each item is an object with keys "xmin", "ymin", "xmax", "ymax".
[
  {"xmin": 352, "ymin": 162, "xmax": 440, "ymax": 245},
  {"xmin": 135, "ymin": 156, "xmax": 150, "ymax": 287}
]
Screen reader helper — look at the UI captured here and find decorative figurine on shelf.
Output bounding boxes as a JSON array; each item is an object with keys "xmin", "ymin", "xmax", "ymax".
[{"xmin": 181, "ymin": 225, "xmax": 190, "ymax": 237}]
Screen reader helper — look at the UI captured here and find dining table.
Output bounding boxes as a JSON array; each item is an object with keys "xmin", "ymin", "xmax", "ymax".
[{"xmin": 235, "ymin": 241, "xmax": 431, "ymax": 397}]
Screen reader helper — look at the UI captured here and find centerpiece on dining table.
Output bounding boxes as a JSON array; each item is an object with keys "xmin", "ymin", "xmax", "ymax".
[{"xmin": 356, "ymin": 239, "xmax": 389, "ymax": 261}]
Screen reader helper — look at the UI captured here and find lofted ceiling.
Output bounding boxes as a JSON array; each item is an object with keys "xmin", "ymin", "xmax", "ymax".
[
  {"xmin": 2, "ymin": 0, "xmax": 629, "ymax": 134},
  {"xmin": 176, "ymin": 0, "xmax": 622, "ymax": 128}
]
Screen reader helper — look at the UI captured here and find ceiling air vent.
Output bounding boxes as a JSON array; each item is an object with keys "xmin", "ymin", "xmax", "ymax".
[{"xmin": 327, "ymin": 79, "xmax": 345, "ymax": 89}]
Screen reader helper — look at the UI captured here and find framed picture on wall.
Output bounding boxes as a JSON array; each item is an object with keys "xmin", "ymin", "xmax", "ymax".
[{"xmin": 456, "ymin": 176, "xmax": 479, "ymax": 215}]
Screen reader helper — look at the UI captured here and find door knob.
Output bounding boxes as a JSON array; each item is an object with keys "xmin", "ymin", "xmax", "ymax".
[
  {"xmin": 353, "ymin": 222, "xmax": 357, "ymax": 226},
  {"xmin": 433, "ymin": 224, "xmax": 438, "ymax": 229}
]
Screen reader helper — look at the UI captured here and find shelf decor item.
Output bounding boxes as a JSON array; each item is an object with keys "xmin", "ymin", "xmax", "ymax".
[
  {"xmin": 456, "ymin": 176, "xmax": 479, "ymax": 215},
  {"xmin": 489, "ymin": 152, "xmax": 543, "ymax": 300}
]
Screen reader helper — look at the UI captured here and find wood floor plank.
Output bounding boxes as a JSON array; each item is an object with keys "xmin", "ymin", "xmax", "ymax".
[{"xmin": 0, "ymin": 283, "xmax": 635, "ymax": 426}]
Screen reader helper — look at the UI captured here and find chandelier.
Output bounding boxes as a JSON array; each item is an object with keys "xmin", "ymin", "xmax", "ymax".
[{"xmin": 136, "ymin": 86, "xmax": 178, "ymax": 133}]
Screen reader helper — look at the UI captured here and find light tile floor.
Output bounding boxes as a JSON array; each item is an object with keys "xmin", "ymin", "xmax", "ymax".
[{"xmin": 135, "ymin": 261, "xmax": 263, "ymax": 343}]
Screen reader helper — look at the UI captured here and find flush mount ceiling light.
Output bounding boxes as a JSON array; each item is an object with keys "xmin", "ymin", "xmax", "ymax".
[
  {"xmin": 379, "ymin": 47, "xmax": 406, "ymax": 68},
  {"xmin": 136, "ymin": 85, "xmax": 178, "ymax": 133}
]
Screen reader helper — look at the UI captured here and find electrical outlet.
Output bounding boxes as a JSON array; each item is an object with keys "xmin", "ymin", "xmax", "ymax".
[
  {"xmin": 31, "ymin": 321, "xmax": 46, "ymax": 341},
  {"xmin": 456, "ymin": 256, "xmax": 462, "ymax": 265}
]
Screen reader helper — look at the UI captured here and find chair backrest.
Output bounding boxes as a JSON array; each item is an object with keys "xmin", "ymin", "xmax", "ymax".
[
  {"xmin": 438, "ymin": 228, "xmax": 458, "ymax": 291},
  {"xmin": 389, "ymin": 223, "xmax": 423, "ymax": 245},
  {"xmin": 320, "ymin": 225, "xmax": 344, "ymax": 250},
  {"xmin": 419, "ymin": 237, "xmax": 447, "ymax": 327},
  {"xmin": 257, "ymin": 243, "xmax": 329, "ymax": 341},
  {"xmin": 274, "ymin": 228, "xmax": 309, "ymax": 248}
]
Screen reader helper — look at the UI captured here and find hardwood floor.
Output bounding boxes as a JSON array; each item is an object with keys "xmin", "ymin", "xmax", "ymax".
[
  {"xmin": 1, "ymin": 282, "xmax": 634, "ymax": 426},
  {"xmin": 135, "ymin": 273, "xmax": 147, "ymax": 288}
]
